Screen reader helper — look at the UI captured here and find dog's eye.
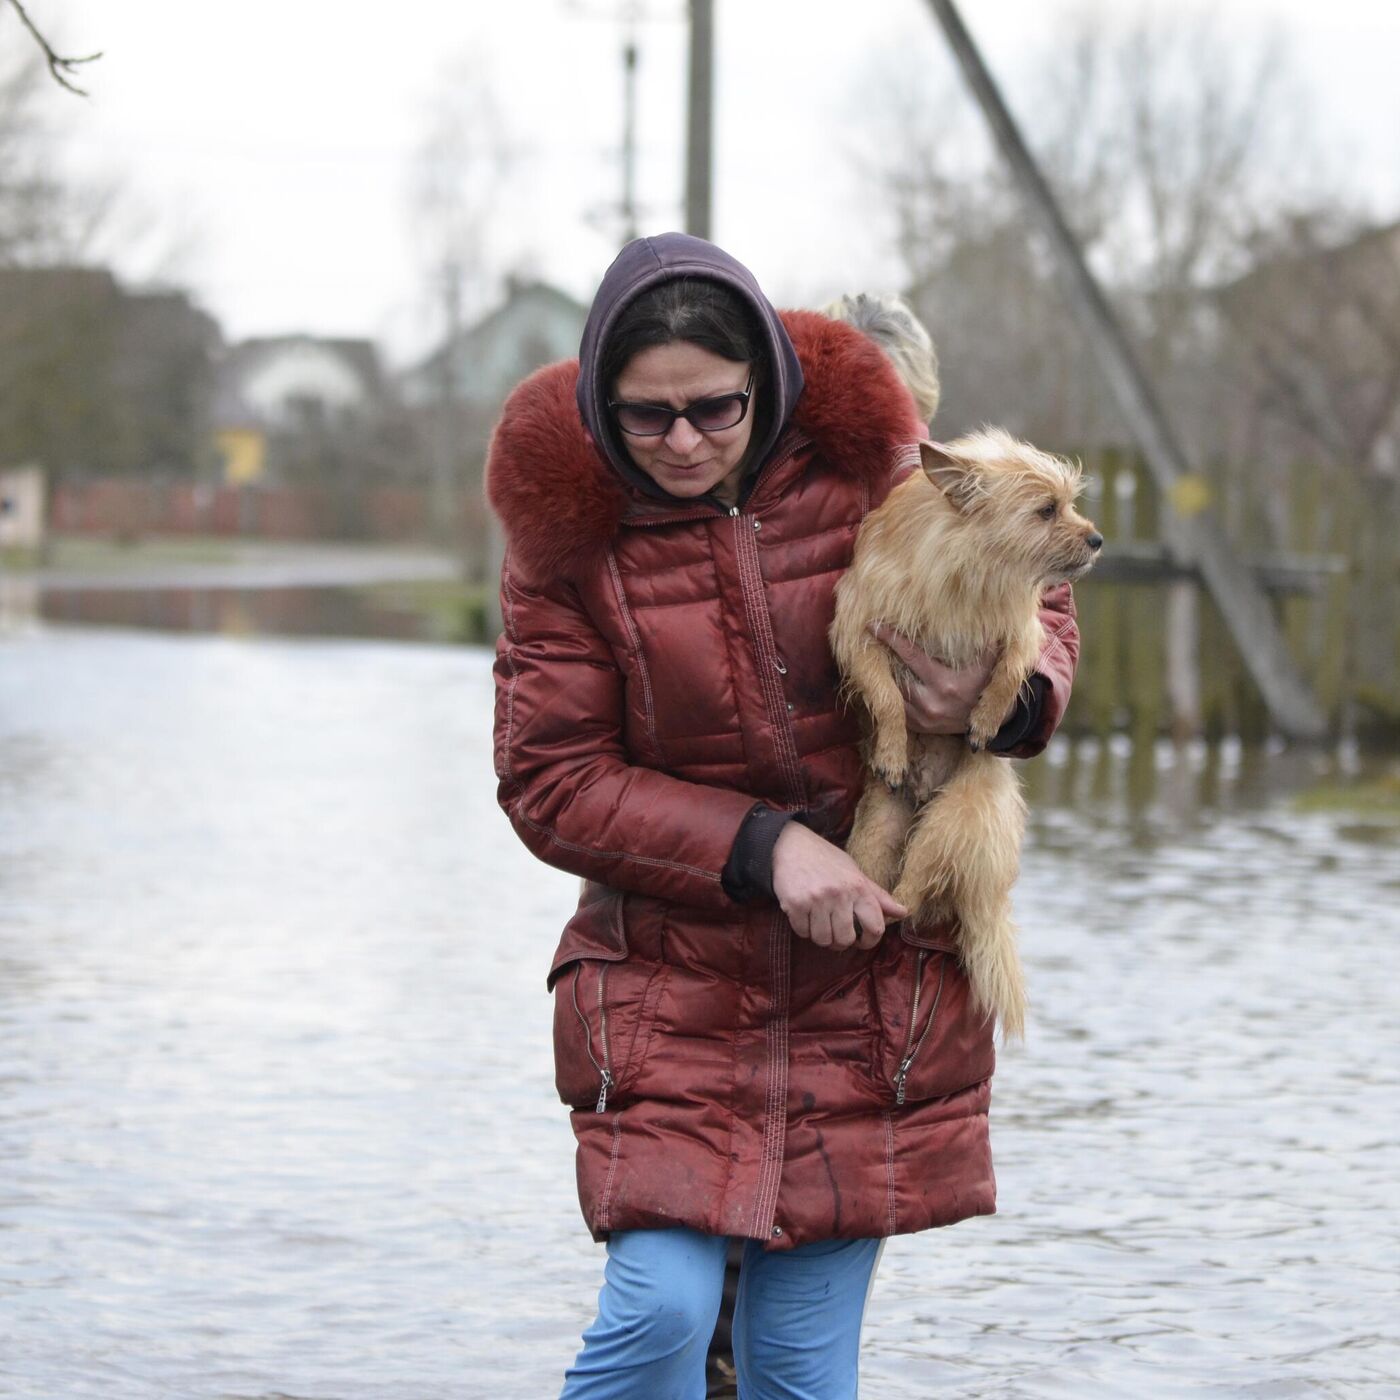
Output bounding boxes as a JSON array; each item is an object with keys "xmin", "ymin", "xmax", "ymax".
[{"xmin": 1037, "ymin": 503, "xmax": 1057, "ymax": 520}]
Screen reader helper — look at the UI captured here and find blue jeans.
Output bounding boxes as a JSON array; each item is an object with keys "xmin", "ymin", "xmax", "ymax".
[{"xmin": 560, "ymin": 1227, "xmax": 884, "ymax": 1400}]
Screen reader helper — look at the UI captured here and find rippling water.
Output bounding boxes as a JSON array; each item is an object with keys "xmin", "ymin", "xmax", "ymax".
[{"xmin": 1, "ymin": 623, "xmax": 1396, "ymax": 1398}]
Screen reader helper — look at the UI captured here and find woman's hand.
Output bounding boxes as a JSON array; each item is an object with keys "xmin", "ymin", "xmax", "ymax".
[
  {"xmin": 771, "ymin": 821, "xmax": 907, "ymax": 950},
  {"xmin": 870, "ymin": 623, "xmax": 1012, "ymax": 736}
]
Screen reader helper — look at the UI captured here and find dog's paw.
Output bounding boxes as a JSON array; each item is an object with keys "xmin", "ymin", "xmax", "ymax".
[
  {"xmin": 896, "ymin": 891, "xmax": 954, "ymax": 930},
  {"xmin": 966, "ymin": 716, "xmax": 1000, "ymax": 752},
  {"xmin": 867, "ymin": 728, "xmax": 909, "ymax": 789},
  {"xmin": 872, "ymin": 758, "xmax": 908, "ymax": 791}
]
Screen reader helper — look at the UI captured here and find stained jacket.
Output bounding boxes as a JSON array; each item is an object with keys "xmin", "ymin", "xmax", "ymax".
[{"xmin": 487, "ymin": 237, "xmax": 1079, "ymax": 1250}]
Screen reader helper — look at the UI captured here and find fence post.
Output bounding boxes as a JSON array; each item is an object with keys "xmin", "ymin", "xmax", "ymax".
[{"xmin": 1164, "ymin": 582, "xmax": 1201, "ymax": 742}]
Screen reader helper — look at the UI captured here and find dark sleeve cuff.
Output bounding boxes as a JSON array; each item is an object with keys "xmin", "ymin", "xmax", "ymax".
[
  {"xmin": 985, "ymin": 675, "xmax": 1048, "ymax": 755},
  {"xmin": 721, "ymin": 804, "xmax": 797, "ymax": 902}
]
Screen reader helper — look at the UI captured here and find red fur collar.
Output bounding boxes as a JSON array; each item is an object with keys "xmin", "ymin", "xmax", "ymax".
[{"xmin": 487, "ymin": 309, "xmax": 919, "ymax": 583}]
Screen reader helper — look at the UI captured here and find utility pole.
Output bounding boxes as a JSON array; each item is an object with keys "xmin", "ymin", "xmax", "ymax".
[
  {"xmin": 433, "ymin": 256, "xmax": 462, "ymax": 549},
  {"xmin": 685, "ymin": 0, "xmax": 713, "ymax": 239},
  {"xmin": 923, "ymin": 0, "xmax": 1327, "ymax": 741},
  {"xmin": 621, "ymin": 33, "xmax": 639, "ymax": 242},
  {"xmin": 565, "ymin": 1, "xmax": 652, "ymax": 246}
]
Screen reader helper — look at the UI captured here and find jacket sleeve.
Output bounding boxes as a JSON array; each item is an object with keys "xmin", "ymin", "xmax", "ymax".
[
  {"xmin": 494, "ymin": 556, "xmax": 760, "ymax": 910},
  {"xmin": 994, "ymin": 581, "xmax": 1080, "ymax": 760}
]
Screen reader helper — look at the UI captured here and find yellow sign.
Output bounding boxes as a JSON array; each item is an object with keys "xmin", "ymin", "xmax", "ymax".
[
  {"xmin": 216, "ymin": 429, "xmax": 267, "ymax": 486},
  {"xmin": 1169, "ymin": 474, "xmax": 1211, "ymax": 518}
]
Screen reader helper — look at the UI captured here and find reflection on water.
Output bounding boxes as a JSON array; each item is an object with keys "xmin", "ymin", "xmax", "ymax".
[
  {"xmin": 30, "ymin": 583, "xmax": 462, "ymax": 643},
  {"xmin": 1, "ymin": 624, "xmax": 1396, "ymax": 1399}
]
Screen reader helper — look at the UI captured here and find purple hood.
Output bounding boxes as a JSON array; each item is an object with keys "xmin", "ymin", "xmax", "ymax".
[{"xmin": 575, "ymin": 232, "xmax": 805, "ymax": 503}]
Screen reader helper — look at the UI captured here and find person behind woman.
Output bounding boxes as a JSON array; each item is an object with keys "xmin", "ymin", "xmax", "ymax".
[
  {"xmin": 822, "ymin": 290, "xmax": 942, "ymax": 427},
  {"xmin": 488, "ymin": 233, "xmax": 1079, "ymax": 1399}
]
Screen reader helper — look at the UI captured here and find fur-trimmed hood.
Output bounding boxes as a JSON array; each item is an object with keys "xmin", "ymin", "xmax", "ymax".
[{"xmin": 488, "ymin": 309, "xmax": 921, "ymax": 583}]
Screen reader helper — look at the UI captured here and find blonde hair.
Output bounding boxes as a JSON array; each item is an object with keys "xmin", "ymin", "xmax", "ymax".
[{"xmin": 822, "ymin": 292, "xmax": 941, "ymax": 425}]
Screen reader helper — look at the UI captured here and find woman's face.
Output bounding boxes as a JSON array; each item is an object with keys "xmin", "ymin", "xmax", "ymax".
[{"xmin": 610, "ymin": 341, "xmax": 757, "ymax": 505}]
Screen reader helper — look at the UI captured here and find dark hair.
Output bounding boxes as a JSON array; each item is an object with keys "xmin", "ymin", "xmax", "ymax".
[{"xmin": 601, "ymin": 277, "xmax": 771, "ymax": 469}]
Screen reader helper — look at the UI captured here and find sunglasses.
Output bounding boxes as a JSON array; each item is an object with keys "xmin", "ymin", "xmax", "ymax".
[{"xmin": 608, "ymin": 369, "xmax": 755, "ymax": 438}]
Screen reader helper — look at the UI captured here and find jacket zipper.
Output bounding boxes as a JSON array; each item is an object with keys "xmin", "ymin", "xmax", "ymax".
[
  {"xmin": 570, "ymin": 963, "xmax": 615, "ymax": 1113},
  {"xmin": 730, "ymin": 507, "xmax": 806, "ymax": 805},
  {"xmin": 727, "ymin": 479, "xmax": 806, "ymax": 1241},
  {"xmin": 893, "ymin": 952, "xmax": 947, "ymax": 1106},
  {"xmin": 610, "ymin": 433, "xmax": 809, "ymax": 1238}
]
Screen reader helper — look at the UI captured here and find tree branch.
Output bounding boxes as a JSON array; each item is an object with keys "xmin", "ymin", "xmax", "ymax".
[{"xmin": 5, "ymin": 0, "xmax": 101, "ymax": 96}]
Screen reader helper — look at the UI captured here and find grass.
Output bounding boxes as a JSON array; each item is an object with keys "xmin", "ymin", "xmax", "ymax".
[
  {"xmin": 1292, "ymin": 772, "xmax": 1400, "ymax": 818},
  {"xmin": 3, "ymin": 533, "xmax": 245, "ymax": 572},
  {"xmin": 349, "ymin": 577, "xmax": 492, "ymax": 644},
  {"xmin": 2, "ymin": 532, "xmax": 463, "ymax": 576}
]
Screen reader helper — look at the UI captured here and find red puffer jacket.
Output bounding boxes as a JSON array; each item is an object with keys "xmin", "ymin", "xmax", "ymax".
[{"xmin": 488, "ymin": 311, "xmax": 1078, "ymax": 1250}]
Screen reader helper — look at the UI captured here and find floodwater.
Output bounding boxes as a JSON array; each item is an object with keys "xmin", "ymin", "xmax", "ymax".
[
  {"xmin": 1, "ymin": 620, "xmax": 1396, "ymax": 1399},
  {"xmin": 1, "ymin": 544, "xmax": 472, "ymax": 646}
]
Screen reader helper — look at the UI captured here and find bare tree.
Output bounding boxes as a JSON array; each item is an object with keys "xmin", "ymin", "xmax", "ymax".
[
  {"xmin": 0, "ymin": 49, "xmax": 67, "ymax": 262},
  {"xmin": 405, "ymin": 60, "xmax": 518, "ymax": 555},
  {"xmin": 2, "ymin": 0, "xmax": 100, "ymax": 96},
  {"xmin": 854, "ymin": 4, "xmax": 1337, "ymax": 458},
  {"xmin": 0, "ymin": 34, "xmax": 133, "ymax": 271},
  {"xmin": 1050, "ymin": 10, "xmax": 1310, "ymax": 327},
  {"xmin": 408, "ymin": 62, "xmax": 516, "ymax": 357},
  {"xmin": 1221, "ymin": 216, "xmax": 1400, "ymax": 477},
  {"xmin": 847, "ymin": 66, "xmax": 1103, "ymax": 446}
]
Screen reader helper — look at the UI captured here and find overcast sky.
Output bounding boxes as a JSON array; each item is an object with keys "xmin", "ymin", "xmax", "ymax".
[{"xmin": 24, "ymin": 0, "xmax": 1400, "ymax": 366}]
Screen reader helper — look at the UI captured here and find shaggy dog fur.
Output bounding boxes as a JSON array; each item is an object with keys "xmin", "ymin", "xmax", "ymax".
[{"xmin": 830, "ymin": 430, "xmax": 1101, "ymax": 1038}]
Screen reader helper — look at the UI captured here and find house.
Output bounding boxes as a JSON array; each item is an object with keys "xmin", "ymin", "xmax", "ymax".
[
  {"xmin": 1213, "ymin": 219, "xmax": 1400, "ymax": 476},
  {"xmin": 401, "ymin": 279, "xmax": 587, "ymax": 580},
  {"xmin": 212, "ymin": 336, "xmax": 389, "ymax": 486},
  {"xmin": 402, "ymin": 279, "xmax": 587, "ymax": 412}
]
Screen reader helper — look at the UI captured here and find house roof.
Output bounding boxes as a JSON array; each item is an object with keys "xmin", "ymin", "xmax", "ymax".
[
  {"xmin": 211, "ymin": 335, "xmax": 388, "ymax": 430},
  {"xmin": 220, "ymin": 335, "xmax": 384, "ymax": 395},
  {"xmin": 1215, "ymin": 218, "xmax": 1400, "ymax": 303},
  {"xmin": 405, "ymin": 279, "xmax": 588, "ymax": 406}
]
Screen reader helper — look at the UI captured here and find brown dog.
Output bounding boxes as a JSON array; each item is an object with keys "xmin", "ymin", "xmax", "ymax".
[{"xmin": 830, "ymin": 430, "xmax": 1101, "ymax": 1037}]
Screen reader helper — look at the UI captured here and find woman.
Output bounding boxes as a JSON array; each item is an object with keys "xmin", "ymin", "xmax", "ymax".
[{"xmin": 487, "ymin": 233, "xmax": 1078, "ymax": 1398}]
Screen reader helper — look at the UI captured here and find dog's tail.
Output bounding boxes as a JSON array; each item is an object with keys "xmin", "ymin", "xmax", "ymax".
[{"xmin": 896, "ymin": 754, "xmax": 1028, "ymax": 1039}]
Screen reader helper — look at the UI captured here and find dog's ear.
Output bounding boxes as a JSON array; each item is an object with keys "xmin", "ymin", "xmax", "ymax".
[{"xmin": 920, "ymin": 441, "xmax": 981, "ymax": 511}]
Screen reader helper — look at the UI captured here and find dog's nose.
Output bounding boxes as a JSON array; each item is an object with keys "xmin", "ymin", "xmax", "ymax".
[{"xmin": 1086, "ymin": 532, "xmax": 1103, "ymax": 551}]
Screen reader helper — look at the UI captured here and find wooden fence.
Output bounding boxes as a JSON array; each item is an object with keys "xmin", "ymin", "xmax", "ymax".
[
  {"xmin": 48, "ymin": 477, "xmax": 490, "ymax": 549},
  {"xmin": 1067, "ymin": 449, "xmax": 1399, "ymax": 746}
]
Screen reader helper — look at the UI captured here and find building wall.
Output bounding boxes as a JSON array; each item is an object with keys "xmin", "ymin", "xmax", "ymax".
[
  {"xmin": 461, "ymin": 294, "xmax": 586, "ymax": 404},
  {"xmin": 0, "ymin": 465, "xmax": 46, "ymax": 549}
]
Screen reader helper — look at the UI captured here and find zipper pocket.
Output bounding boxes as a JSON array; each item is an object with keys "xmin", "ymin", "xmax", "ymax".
[
  {"xmin": 893, "ymin": 952, "xmax": 947, "ymax": 1106},
  {"xmin": 570, "ymin": 962, "xmax": 615, "ymax": 1113}
]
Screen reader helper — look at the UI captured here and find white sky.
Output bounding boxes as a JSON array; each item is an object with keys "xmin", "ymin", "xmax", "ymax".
[{"xmin": 22, "ymin": 0, "xmax": 1400, "ymax": 367}]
